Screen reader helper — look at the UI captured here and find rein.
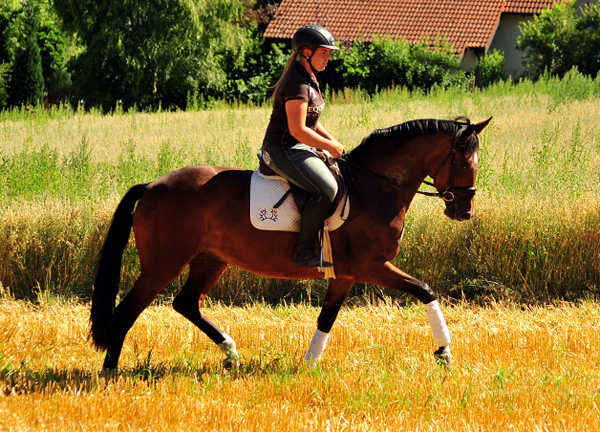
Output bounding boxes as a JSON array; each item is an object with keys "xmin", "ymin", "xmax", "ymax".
[
  {"xmin": 338, "ymin": 156, "xmax": 445, "ymax": 199},
  {"xmin": 337, "ymin": 134, "xmax": 476, "ymax": 204}
]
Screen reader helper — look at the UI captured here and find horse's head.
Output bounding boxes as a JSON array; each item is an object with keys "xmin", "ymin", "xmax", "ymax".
[{"xmin": 428, "ymin": 117, "xmax": 492, "ymax": 221}]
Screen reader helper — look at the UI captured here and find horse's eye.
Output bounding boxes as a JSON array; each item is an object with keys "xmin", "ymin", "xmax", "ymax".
[{"xmin": 460, "ymin": 163, "xmax": 470, "ymax": 170}]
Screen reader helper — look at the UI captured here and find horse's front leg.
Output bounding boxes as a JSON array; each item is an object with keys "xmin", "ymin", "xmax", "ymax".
[
  {"xmin": 365, "ymin": 261, "xmax": 452, "ymax": 365},
  {"xmin": 305, "ymin": 277, "xmax": 355, "ymax": 367}
]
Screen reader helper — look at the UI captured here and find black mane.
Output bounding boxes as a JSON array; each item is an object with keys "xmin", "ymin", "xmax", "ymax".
[{"xmin": 348, "ymin": 118, "xmax": 479, "ymax": 160}]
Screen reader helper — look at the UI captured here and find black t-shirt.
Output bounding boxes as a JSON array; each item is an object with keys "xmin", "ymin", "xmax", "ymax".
[{"xmin": 263, "ymin": 61, "xmax": 325, "ymax": 146}]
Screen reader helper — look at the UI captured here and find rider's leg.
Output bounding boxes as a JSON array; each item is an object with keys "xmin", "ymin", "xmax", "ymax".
[
  {"xmin": 293, "ymin": 192, "xmax": 333, "ymax": 268},
  {"xmin": 261, "ymin": 142, "xmax": 338, "ymax": 268}
]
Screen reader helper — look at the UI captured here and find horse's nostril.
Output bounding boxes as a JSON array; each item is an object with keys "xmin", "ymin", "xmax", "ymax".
[{"xmin": 460, "ymin": 213, "xmax": 472, "ymax": 221}]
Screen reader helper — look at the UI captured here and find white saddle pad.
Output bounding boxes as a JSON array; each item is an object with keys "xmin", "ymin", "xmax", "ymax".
[{"xmin": 250, "ymin": 170, "xmax": 349, "ymax": 232}]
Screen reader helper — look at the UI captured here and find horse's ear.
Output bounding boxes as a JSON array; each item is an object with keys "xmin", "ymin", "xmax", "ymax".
[
  {"xmin": 457, "ymin": 117, "xmax": 492, "ymax": 144},
  {"xmin": 474, "ymin": 117, "xmax": 493, "ymax": 135},
  {"xmin": 458, "ymin": 124, "xmax": 475, "ymax": 144}
]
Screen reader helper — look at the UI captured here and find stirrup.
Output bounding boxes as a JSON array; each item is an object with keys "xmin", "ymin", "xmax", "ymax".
[{"xmin": 293, "ymin": 251, "xmax": 333, "ymax": 268}]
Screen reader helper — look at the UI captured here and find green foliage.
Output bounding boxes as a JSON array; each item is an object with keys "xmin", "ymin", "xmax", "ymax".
[
  {"xmin": 52, "ymin": 0, "xmax": 253, "ymax": 111},
  {"xmin": 0, "ymin": 1, "xmax": 20, "ymax": 66},
  {"xmin": 543, "ymin": 67, "xmax": 600, "ymax": 109},
  {"xmin": 475, "ymin": 66, "xmax": 600, "ymax": 106},
  {"xmin": 0, "ymin": 0, "xmax": 73, "ymax": 107},
  {"xmin": 334, "ymin": 35, "xmax": 468, "ymax": 94},
  {"xmin": 7, "ymin": 0, "xmax": 44, "ymax": 107},
  {"xmin": 518, "ymin": 0, "xmax": 600, "ymax": 79},
  {"xmin": 223, "ymin": 40, "xmax": 288, "ymax": 103},
  {"xmin": 37, "ymin": 16, "xmax": 72, "ymax": 102},
  {"xmin": 0, "ymin": 62, "xmax": 9, "ymax": 108},
  {"xmin": 479, "ymin": 49, "xmax": 506, "ymax": 86},
  {"xmin": 1, "ymin": 1, "xmax": 478, "ymax": 110}
]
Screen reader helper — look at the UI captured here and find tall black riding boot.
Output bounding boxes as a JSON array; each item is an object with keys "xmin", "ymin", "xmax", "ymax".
[{"xmin": 293, "ymin": 192, "xmax": 333, "ymax": 268}]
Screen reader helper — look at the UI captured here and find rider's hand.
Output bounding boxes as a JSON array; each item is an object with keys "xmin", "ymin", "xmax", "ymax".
[{"xmin": 329, "ymin": 140, "xmax": 344, "ymax": 159}]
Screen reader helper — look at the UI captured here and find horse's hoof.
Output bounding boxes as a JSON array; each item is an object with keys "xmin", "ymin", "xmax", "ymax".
[
  {"xmin": 223, "ymin": 355, "xmax": 240, "ymax": 370},
  {"xmin": 99, "ymin": 367, "xmax": 118, "ymax": 377},
  {"xmin": 434, "ymin": 345, "xmax": 452, "ymax": 367},
  {"xmin": 304, "ymin": 356, "xmax": 318, "ymax": 369}
]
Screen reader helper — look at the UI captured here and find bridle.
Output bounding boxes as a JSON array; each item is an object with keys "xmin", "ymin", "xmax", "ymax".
[
  {"xmin": 337, "ymin": 125, "xmax": 477, "ymax": 204},
  {"xmin": 422, "ymin": 134, "xmax": 477, "ymax": 203}
]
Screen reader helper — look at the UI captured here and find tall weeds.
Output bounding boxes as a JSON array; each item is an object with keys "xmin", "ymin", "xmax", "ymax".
[{"xmin": 1, "ymin": 75, "xmax": 599, "ymax": 302}]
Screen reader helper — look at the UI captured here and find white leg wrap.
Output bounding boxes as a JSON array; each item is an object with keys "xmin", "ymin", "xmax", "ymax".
[
  {"xmin": 424, "ymin": 300, "xmax": 451, "ymax": 347},
  {"xmin": 304, "ymin": 329, "xmax": 329, "ymax": 367},
  {"xmin": 217, "ymin": 334, "xmax": 238, "ymax": 358}
]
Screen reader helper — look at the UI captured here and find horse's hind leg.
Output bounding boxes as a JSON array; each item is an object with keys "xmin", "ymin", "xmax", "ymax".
[
  {"xmin": 103, "ymin": 270, "xmax": 176, "ymax": 371},
  {"xmin": 172, "ymin": 254, "xmax": 238, "ymax": 367}
]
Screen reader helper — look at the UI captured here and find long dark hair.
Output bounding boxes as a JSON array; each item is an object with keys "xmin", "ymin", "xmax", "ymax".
[{"xmin": 271, "ymin": 47, "xmax": 305, "ymax": 95}]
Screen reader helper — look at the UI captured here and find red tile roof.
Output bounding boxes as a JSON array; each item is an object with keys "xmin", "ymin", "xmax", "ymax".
[
  {"xmin": 264, "ymin": 0, "xmax": 564, "ymax": 54},
  {"xmin": 504, "ymin": 0, "xmax": 562, "ymax": 14}
]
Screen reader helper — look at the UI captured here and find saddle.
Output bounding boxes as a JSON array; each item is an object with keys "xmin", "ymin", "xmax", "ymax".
[
  {"xmin": 251, "ymin": 150, "xmax": 349, "ymax": 279},
  {"xmin": 256, "ymin": 150, "xmax": 347, "ymax": 217}
]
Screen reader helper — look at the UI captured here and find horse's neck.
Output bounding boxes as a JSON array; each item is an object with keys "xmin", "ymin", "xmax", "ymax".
[
  {"xmin": 348, "ymin": 157, "xmax": 417, "ymax": 225},
  {"xmin": 349, "ymin": 134, "xmax": 449, "ymax": 224},
  {"xmin": 355, "ymin": 136, "xmax": 432, "ymax": 190}
]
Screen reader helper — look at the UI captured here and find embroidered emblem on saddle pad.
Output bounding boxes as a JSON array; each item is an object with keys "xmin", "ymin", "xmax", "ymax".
[{"xmin": 250, "ymin": 170, "xmax": 349, "ymax": 232}]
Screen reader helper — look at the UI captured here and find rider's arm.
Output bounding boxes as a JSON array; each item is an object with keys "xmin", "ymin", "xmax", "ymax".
[
  {"xmin": 286, "ymin": 99, "xmax": 344, "ymax": 158},
  {"xmin": 315, "ymin": 121, "xmax": 335, "ymax": 141}
]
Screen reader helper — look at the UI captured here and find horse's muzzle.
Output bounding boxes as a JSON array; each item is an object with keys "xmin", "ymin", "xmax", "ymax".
[
  {"xmin": 444, "ymin": 206, "xmax": 473, "ymax": 221},
  {"xmin": 443, "ymin": 196, "xmax": 475, "ymax": 221}
]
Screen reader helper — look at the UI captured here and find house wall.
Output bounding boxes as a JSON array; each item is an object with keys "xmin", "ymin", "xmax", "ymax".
[
  {"xmin": 488, "ymin": 1, "xmax": 597, "ymax": 78},
  {"xmin": 488, "ymin": 14, "xmax": 533, "ymax": 79},
  {"xmin": 577, "ymin": 0, "xmax": 597, "ymax": 12},
  {"xmin": 460, "ymin": 48, "xmax": 479, "ymax": 72}
]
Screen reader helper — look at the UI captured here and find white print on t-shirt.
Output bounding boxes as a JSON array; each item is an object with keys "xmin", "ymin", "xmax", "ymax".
[
  {"xmin": 307, "ymin": 86, "xmax": 324, "ymax": 118},
  {"xmin": 307, "ymin": 103, "xmax": 324, "ymax": 118},
  {"xmin": 307, "ymin": 104, "xmax": 324, "ymax": 114}
]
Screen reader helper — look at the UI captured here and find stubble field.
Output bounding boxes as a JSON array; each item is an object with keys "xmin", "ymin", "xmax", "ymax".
[{"xmin": 1, "ymin": 299, "xmax": 600, "ymax": 431}]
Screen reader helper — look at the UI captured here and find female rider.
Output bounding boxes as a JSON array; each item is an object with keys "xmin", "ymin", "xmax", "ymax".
[{"xmin": 261, "ymin": 25, "xmax": 344, "ymax": 269}]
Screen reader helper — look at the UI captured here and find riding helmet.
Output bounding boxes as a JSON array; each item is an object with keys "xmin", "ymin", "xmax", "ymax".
[{"xmin": 292, "ymin": 25, "xmax": 338, "ymax": 52}]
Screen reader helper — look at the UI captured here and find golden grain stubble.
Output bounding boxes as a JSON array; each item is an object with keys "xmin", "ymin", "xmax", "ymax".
[{"xmin": 1, "ymin": 300, "xmax": 599, "ymax": 431}]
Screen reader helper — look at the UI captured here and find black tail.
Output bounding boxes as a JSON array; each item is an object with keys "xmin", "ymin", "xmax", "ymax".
[{"xmin": 90, "ymin": 183, "xmax": 148, "ymax": 350}]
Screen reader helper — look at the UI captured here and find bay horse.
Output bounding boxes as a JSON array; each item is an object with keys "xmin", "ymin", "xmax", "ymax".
[{"xmin": 91, "ymin": 117, "xmax": 491, "ymax": 371}]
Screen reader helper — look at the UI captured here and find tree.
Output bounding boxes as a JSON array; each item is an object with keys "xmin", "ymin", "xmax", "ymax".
[
  {"xmin": 52, "ymin": 0, "xmax": 253, "ymax": 111},
  {"xmin": 333, "ymin": 35, "xmax": 467, "ymax": 94},
  {"xmin": 518, "ymin": 0, "xmax": 600, "ymax": 79},
  {"xmin": 478, "ymin": 49, "xmax": 507, "ymax": 86},
  {"xmin": 1, "ymin": 0, "xmax": 73, "ymax": 108},
  {"xmin": 37, "ymin": 3, "xmax": 73, "ymax": 104},
  {"xmin": 0, "ymin": 62, "xmax": 9, "ymax": 107},
  {"xmin": 223, "ymin": 39, "xmax": 288, "ymax": 103},
  {"xmin": 7, "ymin": 0, "xmax": 45, "ymax": 107},
  {"xmin": 576, "ymin": 1, "xmax": 600, "ymax": 77}
]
